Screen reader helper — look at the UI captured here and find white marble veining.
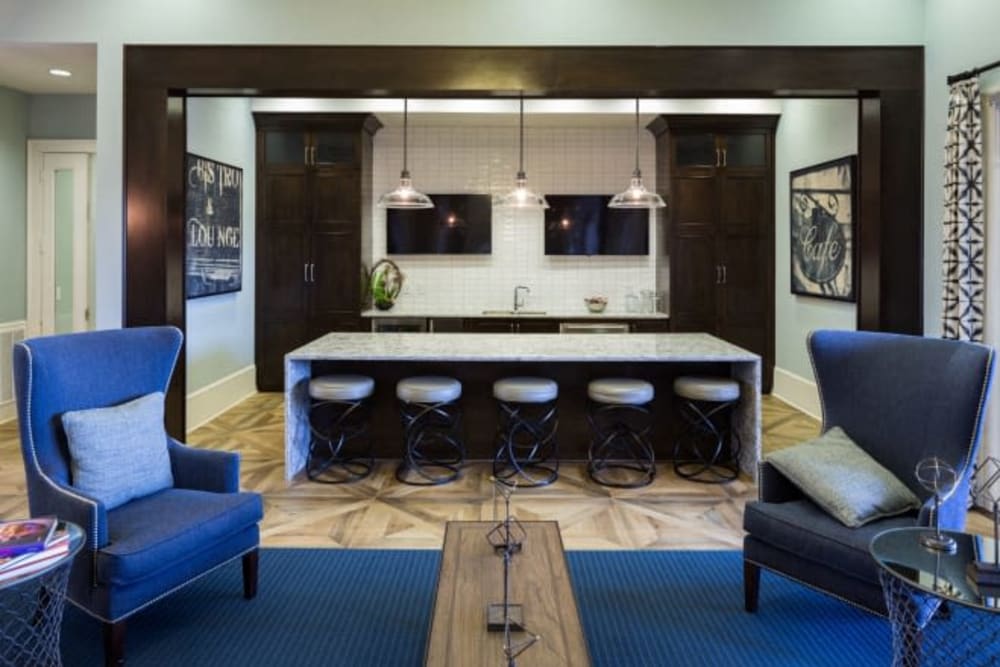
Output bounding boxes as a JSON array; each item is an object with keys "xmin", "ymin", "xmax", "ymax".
[
  {"xmin": 360, "ymin": 308, "xmax": 670, "ymax": 320},
  {"xmin": 287, "ymin": 332, "xmax": 757, "ymax": 363}
]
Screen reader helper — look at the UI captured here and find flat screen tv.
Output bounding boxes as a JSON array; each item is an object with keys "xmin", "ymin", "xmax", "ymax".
[
  {"xmin": 544, "ymin": 195, "xmax": 650, "ymax": 256},
  {"xmin": 386, "ymin": 194, "xmax": 492, "ymax": 254}
]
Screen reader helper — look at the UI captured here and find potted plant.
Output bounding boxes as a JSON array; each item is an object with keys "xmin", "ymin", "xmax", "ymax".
[{"xmin": 369, "ymin": 259, "xmax": 403, "ymax": 311}]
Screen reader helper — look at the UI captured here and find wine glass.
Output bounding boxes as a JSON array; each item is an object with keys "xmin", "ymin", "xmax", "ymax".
[{"xmin": 915, "ymin": 457, "xmax": 959, "ymax": 553}]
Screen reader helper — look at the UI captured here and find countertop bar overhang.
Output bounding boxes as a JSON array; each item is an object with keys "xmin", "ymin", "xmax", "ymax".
[{"xmin": 284, "ymin": 332, "xmax": 761, "ymax": 481}]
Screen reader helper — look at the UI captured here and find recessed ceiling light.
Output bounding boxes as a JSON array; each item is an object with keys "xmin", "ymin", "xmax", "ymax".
[{"xmin": 48, "ymin": 68, "xmax": 72, "ymax": 78}]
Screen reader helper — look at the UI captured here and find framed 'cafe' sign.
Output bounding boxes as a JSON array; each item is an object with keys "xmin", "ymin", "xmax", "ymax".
[{"xmin": 790, "ymin": 155, "xmax": 857, "ymax": 302}]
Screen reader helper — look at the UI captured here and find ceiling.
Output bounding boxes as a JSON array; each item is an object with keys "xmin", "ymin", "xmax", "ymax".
[{"xmin": 0, "ymin": 42, "xmax": 97, "ymax": 94}]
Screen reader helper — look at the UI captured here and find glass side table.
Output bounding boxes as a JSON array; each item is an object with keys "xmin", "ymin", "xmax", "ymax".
[
  {"xmin": 0, "ymin": 521, "xmax": 84, "ymax": 667},
  {"xmin": 871, "ymin": 527, "xmax": 1000, "ymax": 667}
]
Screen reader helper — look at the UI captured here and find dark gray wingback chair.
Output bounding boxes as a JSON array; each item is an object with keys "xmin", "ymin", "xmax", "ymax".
[{"xmin": 743, "ymin": 330, "xmax": 995, "ymax": 615}]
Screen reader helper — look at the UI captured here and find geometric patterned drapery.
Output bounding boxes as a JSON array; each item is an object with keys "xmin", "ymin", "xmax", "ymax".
[{"xmin": 942, "ymin": 79, "xmax": 985, "ymax": 342}]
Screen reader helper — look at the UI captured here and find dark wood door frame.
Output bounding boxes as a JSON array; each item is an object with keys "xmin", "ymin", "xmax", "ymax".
[{"xmin": 123, "ymin": 45, "xmax": 923, "ymax": 436}]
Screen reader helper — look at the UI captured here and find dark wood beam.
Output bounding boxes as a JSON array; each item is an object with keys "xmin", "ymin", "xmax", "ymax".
[{"xmin": 121, "ymin": 45, "xmax": 925, "ymax": 435}]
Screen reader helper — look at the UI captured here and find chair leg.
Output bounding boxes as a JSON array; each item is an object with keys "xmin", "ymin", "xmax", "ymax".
[
  {"xmin": 744, "ymin": 560, "xmax": 760, "ymax": 613},
  {"xmin": 242, "ymin": 549, "xmax": 259, "ymax": 600},
  {"xmin": 103, "ymin": 619, "xmax": 126, "ymax": 667}
]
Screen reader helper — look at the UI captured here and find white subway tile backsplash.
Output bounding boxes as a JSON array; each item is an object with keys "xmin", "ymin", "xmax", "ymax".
[{"xmin": 371, "ymin": 124, "xmax": 659, "ymax": 315}]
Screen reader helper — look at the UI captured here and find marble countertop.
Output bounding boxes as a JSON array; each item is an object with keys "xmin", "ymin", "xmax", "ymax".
[
  {"xmin": 286, "ymin": 332, "xmax": 758, "ymax": 362},
  {"xmin": 360, "ymin": 308, "xmax": 670, "ymax": 320}
]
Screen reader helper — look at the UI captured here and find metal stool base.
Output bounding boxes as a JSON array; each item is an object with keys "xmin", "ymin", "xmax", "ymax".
[
  {"xmin": 673, "ymin": 398, "xmax": 741, "ymax": 484},
  {"xmin": 397, "ymin": 399, "xmax": 465, "ymax": 486},
  {"xmin": 307, "ymin": 398, "xmax": 374, "ymax": 485},
  {"xmin": 493, "ymin": 399, "xmax": 559, "ymax": 488},
  {"xmin": 587, "ymin": 401, "xmax": 655, "ymax": 489}
]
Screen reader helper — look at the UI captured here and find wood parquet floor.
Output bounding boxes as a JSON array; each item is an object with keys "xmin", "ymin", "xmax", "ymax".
[{"xmin": 0, "ymin": 394, "xmax": 989, "ymax": 549}]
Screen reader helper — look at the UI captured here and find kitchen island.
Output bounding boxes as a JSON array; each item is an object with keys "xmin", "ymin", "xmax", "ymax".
[{"xmin": 284, "ymin": 332, "xmax": 760, "ymax": 481}]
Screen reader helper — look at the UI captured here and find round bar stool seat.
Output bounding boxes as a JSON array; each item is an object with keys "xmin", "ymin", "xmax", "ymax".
[
  {"xmin": 396, "ymin": 376, "xmax": 465, "ymax": 486},
  {"xmin": 672, "ymin": 375, "xmax": 742, "ymax": 483},
  {"xmin": 586, "ymin": 378, "xmax": 655, "ymax": 488},
  {"xmin": 307, "ymin": 374, "xmax": 375, "ymax": 484},
  {"xmin": 492, "ymin": 377, "xmax": 559, "ymax": 487}
]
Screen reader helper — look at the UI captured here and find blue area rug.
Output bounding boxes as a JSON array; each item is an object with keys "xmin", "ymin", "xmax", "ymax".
[{"xmin": 61, "ymin": 549, "xmax": 891, "ymax": 666}]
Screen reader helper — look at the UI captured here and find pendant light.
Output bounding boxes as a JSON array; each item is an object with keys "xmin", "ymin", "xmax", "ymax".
[
  {"xmin": 609, "ymin": 98, "xmax": 665, "ymax": 209},
  {"xmin": 497, "ymin": 93, "xmax": 549, "ymax": 209},
  {"xmin": 378, "ymin": 98, "xmax": 433, "ymax": 209}
]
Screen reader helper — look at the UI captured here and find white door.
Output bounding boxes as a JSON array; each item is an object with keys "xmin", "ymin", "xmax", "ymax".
[{"xmin": 27, "ymin": 142, "xmax": 95, "ymax": 337}]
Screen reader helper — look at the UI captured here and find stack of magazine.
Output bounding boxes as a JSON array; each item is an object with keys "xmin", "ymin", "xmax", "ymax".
[{"xmin": 0, "ymin": 518, "xmax": 71, "ymax": 584}]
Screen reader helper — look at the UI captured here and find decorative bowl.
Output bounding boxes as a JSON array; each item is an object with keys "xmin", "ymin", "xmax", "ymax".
[{"xmin": 584, "ymin": 296, "xmax": 608, "ymax": 313}]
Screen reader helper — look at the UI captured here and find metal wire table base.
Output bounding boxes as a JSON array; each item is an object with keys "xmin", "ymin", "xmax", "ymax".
[
  {"xmin": 880, "ymin": 570, "xmax": 1000, "ymax": 667},
  {"xmin": 0, "ymin": 560, "xmax": 74, "ymax": 667}
]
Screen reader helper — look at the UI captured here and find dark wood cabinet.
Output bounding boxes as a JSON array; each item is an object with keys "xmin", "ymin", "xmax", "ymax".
[
  {"xmin": 254, "ymin": 113, "xmax": 380, "ymax": 391},
  {"xmin": 650, "ymin": 115, "xmax": 777, "ymax": 392}
]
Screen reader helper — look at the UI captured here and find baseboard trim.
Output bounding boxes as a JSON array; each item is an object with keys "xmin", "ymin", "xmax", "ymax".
[
  {"xmin": 771, "ymin": 367, "xmax": 821, "ymax": 421},
  {"xmin": 0, "ymin": 402, "xmax": 15, "ymax": 424},
  {"xmin": 186, "ymin": 365, "xmax": 257, "ymax": 433}
]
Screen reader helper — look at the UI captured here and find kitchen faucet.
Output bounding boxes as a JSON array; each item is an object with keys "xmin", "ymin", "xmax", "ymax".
[{"xmin": 513, "ymin": 285, "xmax": 530, "ymax": 312}]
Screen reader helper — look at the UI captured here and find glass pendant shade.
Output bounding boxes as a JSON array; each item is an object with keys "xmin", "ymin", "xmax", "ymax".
[
  {"xmin": 499, "ymin": 95, "xmax": 549, "ymax": 209},
  {"xmin": 608, "ymin": 172, "xmax": 666, "ymax": 209},
  {"xmin": 610, "ymin": 99, "xmax": 666, "ymax": 210},
  {"xmin": 378, "ymin": 99, "xmax": 433, "ymax": 210}
]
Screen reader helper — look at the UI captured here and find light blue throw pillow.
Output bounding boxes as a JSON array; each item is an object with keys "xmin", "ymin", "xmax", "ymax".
[
  {"xmin": 61, "ymin": 392, "xmax": 174, "ymax": 510},
  {"xmin": 766, "ymin": 426, "xmax": 921, "ymax": 528}
]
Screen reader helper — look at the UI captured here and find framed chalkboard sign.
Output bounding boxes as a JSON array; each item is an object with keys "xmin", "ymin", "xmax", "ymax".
[
  {"xmin": 790, "ymin": 155, "xmax": 856, "ymax": 302},
  {"xmin": 185, "ymin": 153, "xmax": 243, "ymax": 299}
]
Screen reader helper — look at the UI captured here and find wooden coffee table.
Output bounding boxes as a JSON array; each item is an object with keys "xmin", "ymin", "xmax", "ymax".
[{"xmin": 425, "ymin": 521, "xmax": 591, "ymax": 666}]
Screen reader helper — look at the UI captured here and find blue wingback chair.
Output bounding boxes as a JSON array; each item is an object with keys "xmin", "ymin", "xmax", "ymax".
[
  {"xmin": 744, "ymin": 330, "xmax": 994, "ymax": 615},
  {"xmin": 13, "ymin": 327, "xmax": 263, "ymax": 666}
]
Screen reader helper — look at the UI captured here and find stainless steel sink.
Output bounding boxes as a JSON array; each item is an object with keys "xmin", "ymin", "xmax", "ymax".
[{"xmin": 480, "ymin": 309, "xmax": 547, "ymax": 316}]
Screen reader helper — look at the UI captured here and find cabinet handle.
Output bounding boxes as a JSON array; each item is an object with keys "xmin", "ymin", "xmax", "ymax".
[
  {"xmin": 304, "ymin": 262, "xmax": 309, "ymax": 283},
  {"xmin": 715, "ymin": 265, "xmax": 721, "ymax": 284},
  {"xmin": 304, "ymin": 146, "xmax": 310, "ymax": 165},
  {"xmin": 310, "ymin": 146, "xmax": 317, "ymax": 165},
  {"xmin": 715, "ymin": 148, "xmax": 721, "ymax": 167},
  {"xmin": 722, "ymin": 264, "xmax": 727, "ymax": 284},
  {"xmin": 509, "ymin": 322, "xmax": 515, "ymax": 333},
  {"xmin": 722, "ymin": 148, "xmax": 728, "ymax": 167},
  {"xmin": 310, "ymin": 263, "xmax": 315, "ymax": 283}
]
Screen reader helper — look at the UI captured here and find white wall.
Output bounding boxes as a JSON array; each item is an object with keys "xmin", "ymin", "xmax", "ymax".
[
  {"xmin": 0, "ymin": 0, "xmax": 926, "ymax": 330},
  {"xmin": 773, "ymin": 99, "xmax": 858, "ymax": 416},
  {"xmin": 184, "ymin": 98, "xmax": 256, "ymax": 425},
  {"xmin": 372, "ymin": 123, "xmax": 657, "ymax": 314}
]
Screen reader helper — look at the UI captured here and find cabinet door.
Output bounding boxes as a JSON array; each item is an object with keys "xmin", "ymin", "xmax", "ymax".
[
  {"xmin": 516, "ymin": 319, "xmax": 559, "ymax": 333},
  {"xmin": 262, "ymin": 130, "xmax": 309, "ymax": 168},
  {"xmin": 464, "ymin": 318, "xmax": 515, "ymax": 333},
  {"xmin": 718, "ymin": 172, "xmax": 772, "ymax": 388},
  {"xmin": 668, "ymin": 175, "xmax": 718, "ymax": 333},
  {"xmin": 256, "ymin": 170, "xmax": 311, "ymax": 391},
  {"xmin": 309, "ymin": 165, "xmax": 361, "ymax": 323},
  {"xmin": 720, "ymin": 133, "xmax": 768, "ymax": 169},
  {"xmin": 311, "ymin": 130, "xmax": 358, "ymax": 166},
  {"xmin": 630, "ymin": 319, "xmax": 671, "ymax": 333},
  {"xmin": 673, "ymin": 133, "xmax": 719, "ymax": 169}
]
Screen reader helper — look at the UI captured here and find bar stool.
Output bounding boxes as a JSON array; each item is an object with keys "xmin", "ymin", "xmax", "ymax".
[
  {"xmin": 672, "ymin": 376, "xmax": 742, "ymax": 483},
  {"xmin": 396, "ymin": 376, "xmax": 465, "ymax": 485},
  {"xmin": 493, "ymin": 376, "xmax": 559, "ymax": 487},
  {"xmin": 586, "ymin": 378, "xmax": 656, "ymax": 488},
  {"xmin": 307, "ymin": 374, "xmax": 375, "ymax": 484}
]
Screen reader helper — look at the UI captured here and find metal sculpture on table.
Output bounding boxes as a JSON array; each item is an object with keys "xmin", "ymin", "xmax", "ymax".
[
  {"xmin": 972, "ymin": 456, "xmax": 1000, "ymax": 580},
  {"xmin": 485, "ymin": 478, "xmax": 539, "ymax": 667}
]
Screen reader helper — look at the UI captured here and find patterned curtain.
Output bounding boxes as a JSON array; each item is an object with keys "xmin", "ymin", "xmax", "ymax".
[{"xmin": 942, "ymin": 79, "xmax": 985, "ymax": 342}]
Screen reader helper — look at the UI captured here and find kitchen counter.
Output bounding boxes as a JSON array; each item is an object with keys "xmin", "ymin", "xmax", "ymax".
[
  {"xmin": 360, "ymin": 308, "xmax": 670, "ymax": 320},
  {"xmin": 284, "ymin": 332, "xmax": 760, "ymax": 481}
]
